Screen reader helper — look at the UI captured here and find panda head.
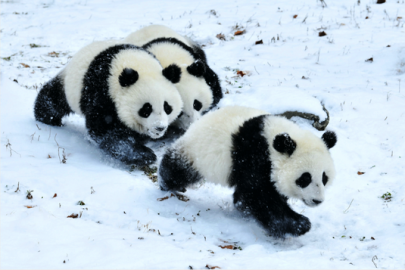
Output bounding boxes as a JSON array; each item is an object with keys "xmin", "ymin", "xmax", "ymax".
[
  {"xmin": 267, "ymin": 118, "xmax": 337, "ymax": 207},
  {"xmin": 142, "ymin": 40, "xmax": 214, "ymax": 130},
  {"xmin": 107, "ymin": 49, "xmax": 183, "ymax": 139},
  {"xmin": 173, "ymin": 59, "xmax": 213, "ymax": 130}
]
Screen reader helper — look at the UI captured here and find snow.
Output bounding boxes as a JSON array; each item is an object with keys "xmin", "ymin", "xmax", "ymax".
[{"xmin": 1, "ymin": 0, "xmax": 405, "ymax": 268}]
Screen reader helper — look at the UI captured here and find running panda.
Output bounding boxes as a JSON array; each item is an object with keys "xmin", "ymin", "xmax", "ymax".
[
  {"xmin": 158, "ymin": 106, "xmax": 337, "ymax": 237},
  {"xmin": 126, "ymin": 25, "xmax": 223, "ymax": 130},
  {"xmin": 34, "ymin": 41, "xmax": 183, "ymax": 166}
]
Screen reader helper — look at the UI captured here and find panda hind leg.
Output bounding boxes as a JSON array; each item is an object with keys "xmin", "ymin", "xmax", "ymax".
[
  {"xmin": 158, "ymin": 148, "xmax": 202, "ymax": 192},
  {"xmin": 34, "ymin": 75, "xmax": 72, "ymax": 126}
]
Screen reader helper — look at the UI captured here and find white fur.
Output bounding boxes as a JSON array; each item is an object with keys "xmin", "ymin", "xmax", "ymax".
[
  {"xmin": 125, "ymin": 25, "xmax": 212, "ymax": 130},
  {"xmin": 63, "ymin": 40, "xmax": 119, "ymax": 115},
  {"xmin": 125, "ymin": 24, "xmax": 192, "ymax": 47},
  {"xmin": 107, "ymin": 49, "xmax": 182, "ymax": 138},
  {"xmin": 174, "ymin": 106, "xmax": 268, "ymax": 185},
  {"xmin": 62, "ymin": 41, "xmax": 183, "ymax": 138},
  {"xmin": 173, "ymin": 106, "xmax": 336, "ymax": 205},
  {"xmin": 263, "ymin": 117, "xmax": 336, "ymax": 206},
  {"xmin": 141, "ymin": 41, "xmax": 213, "ymax": 130}
]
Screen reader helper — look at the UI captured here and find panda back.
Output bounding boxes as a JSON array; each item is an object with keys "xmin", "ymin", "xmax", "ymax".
[
  {"xmin": 63, "ymin": 40, "xmax": 119, "ymax": 115},
  {"xmin": 175, "ymin": 106, "xmax": 268, "ymax": 186},
  {"xmin": 125, "ymin": 25, "xmax": 191, "ymax": 47}
]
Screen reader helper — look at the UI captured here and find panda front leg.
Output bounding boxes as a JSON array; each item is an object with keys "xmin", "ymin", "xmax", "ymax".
[
  {"xmin": 34, "ymin": 75, "xmax": 72, "ymax": 126},
  {"xmin": 233, "ymin": 186, "xmax": 311, "ymax": 238},
  {"xmin": 158, "ymin": 148, "xmax": 202, "ymax": 192},
  {"xmin": 89, "ymin": 128, "xmax": 157, "ymax": 166}
]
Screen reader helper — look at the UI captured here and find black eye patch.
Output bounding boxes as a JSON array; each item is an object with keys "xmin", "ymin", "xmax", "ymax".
[
  {"xmin": 138, "ymin": 103, "xmax": 152, "ymax": 118},
  {"xmin": 119, "ymin": 68, "xmax": 139, "ymax": 87},
  {"xmin": 296, "ymin": 172, "xmax": 312, "ymax": 188},
  {"xmin": 322, "ymin": 172, "xmax": 328, "ymax": 186},
  {"xmin": 164, "ymin": 101, "xmax": 173, "ymax": 115},
  {"xmin": 193, "ymin": 100, "xmax": 203, "ymax": 111}
]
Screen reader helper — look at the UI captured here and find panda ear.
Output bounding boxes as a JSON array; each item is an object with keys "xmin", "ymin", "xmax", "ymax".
[
  {"xmin": 119, "ymin": 68, "xmax": 139, "ymax": 87},
  {"xmin": 322, "ymin": 131, "xmax": 337, "ymax": 149},
  {"xmin": 187, "ymin": 59, "xmax": 206, "ymax": 77},
  {"xmin": 162, "ymin": 64, "xmax": 181, "ymax": 84},
  {"xmin": 273, "ymin": 133, "xmax": 297, "ymax": 156}
]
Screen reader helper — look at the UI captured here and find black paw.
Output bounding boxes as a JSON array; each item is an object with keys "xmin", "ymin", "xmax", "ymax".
[
  {"xmin": 99, "ymin": 140, "xmax": 157, "ymax": 166},
  {"xmin": 121, "ymin": 146, "xmax": 157, "ymax": 166},
  {"xmin": 35, "ymin": 116, "xmax": 63, "ymax": 127},
  {"xmin": 289, "ymin": 214, "xmax": 311, "ymax": 236}
]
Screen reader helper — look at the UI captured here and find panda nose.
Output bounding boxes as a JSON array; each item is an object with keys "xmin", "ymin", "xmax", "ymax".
[
  {"xmin": 155, "ymin": 127, "xmax": 165, "ymax": 132},
  {"xmin": 312, "ymin": 199, "xmax": 322, "ymax": 205}
]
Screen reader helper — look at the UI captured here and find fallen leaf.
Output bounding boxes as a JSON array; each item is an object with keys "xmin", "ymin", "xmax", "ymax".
[
  {"xmin": 376, "ymin": 0, "xmax": 386, "ymax": 4},
  {"xmin": 365, "ymin": 16, "xmax": 369, "ymax": 19},
  {"xmin": 206, "ymin": 265, "xmax": 221, "ymax": 269},
  {"xmin": 397, "ymin": 17, "xmax": 403, "ymax": 20},
  {"xmin": 371, "ymin": 237, "xmax": 375, "ymax": 240},
  {"xmin": 47, "ymin": 154, "xmax": 51, "ymax": 158},
  {"xmin": 157, "ymin": 193, "xmax": 175, "ymax": 201},
  {"xmin": 293, "ymin": 14, "xmax": 298, "ymax": 19},
  {"xmin": 13, "ymin": 79, "xmax": 18, "ymax": 83},
  {"xmin": 24, "ymin": 205, "xmax": 36, "ymax": 208},
  {"xmin": 318, "ymin": 31, "xmax": 327, "ymax": 37},
  {"xmin": 175, "ymin": 193, "xmax": 190, "ymax": 202},
  {"xmin": 20, "ymin": 63, "xmax": 30, "ymax": 68},
  {"xmin": 52, "ymin": 193, "xmax": 57, "ymax": 198},
  {"xmin": 219, "ymin": 245, "xmax": 234, "ymax": 249},
  {"xmin": 216, "ymin": 33, "xmax": 226, "ymax": 41},
  {"xmin": 357, "ymin": 171, "xmax": 365, "ymax": 175},
  {"xmin": 365, "ymin": 57, "xmax": 373, "ymax": 63},
  {"xmin": 255, "ymin": 40, "xmax": 263, "ymax": 45},
  {"xmin": 387, "ymin": 45, "xmax": 391, "ymax": 47},
  {"xmin": 48, "ymin": 51, "xmax": 59, "ymax": 57},
  {"xmin": 236, "ymin": 70, "xmax": 246, "ymax": 77},
  {"xmin": 234, "ymin": 30, "xmax": 245, "ymax": 36},
  {"xmin": 29, "ymin": 43, "xmax": 41, "ymax": 48},
  {"xmin": 67, "ymin": 213, "xmax": 78, "ymax": 218}
]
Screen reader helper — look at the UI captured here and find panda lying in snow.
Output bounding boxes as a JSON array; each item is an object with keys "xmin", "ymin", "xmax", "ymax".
[
  {"xmin": 159, "ymin": 106, "xmax": 337, "ymax": 237},
  {"xmin": 34, "ymin": 41, "xmax": 183, "ymax": 166},
  {"xmin": 125, "ymin": 25, "xmax": 223, "ymax": 130}
]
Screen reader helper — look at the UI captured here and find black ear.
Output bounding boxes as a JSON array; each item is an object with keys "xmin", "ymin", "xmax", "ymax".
[
  {"xmin": 187, "ymin": 59, "xmax": 206, "ymax": 77},
  {"xmin": 273, "ymin": 133, "xmax": 297, "ymax": 156},
  {"xmin": 322, "ymin": 131, "xmax": 337, "ymax": 149},
  {"xmin": 162, "ymin": 64, "xmax": 181, "ymax": 84},
  {"xmin": 119, "ymin": 68, "xmax": 139, "ymax": 87}
]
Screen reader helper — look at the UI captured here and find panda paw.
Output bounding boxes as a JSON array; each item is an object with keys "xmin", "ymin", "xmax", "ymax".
[
  {"xmin": 100, "ymin": 140, "xmax": 157, "ymax": 166},
  {"xmin": 290, "ymin": 214, "xmax": 311, "ymax": 236},
  {"xmin": 122, "ymin": 146, "xmax": 157, "ymax": 166}
]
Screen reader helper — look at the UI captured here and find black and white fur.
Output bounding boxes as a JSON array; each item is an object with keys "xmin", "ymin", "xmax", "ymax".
[
  {"xmin": 125, "ymin": 25, "xmax": 223, "ymax": 129},
  {"xmin": 34, "ymin": 41, "xmax": 183, "ymax": 166},
  {"xmin": 159, "ymin": 106, "xmax": 337, "ymax": 237}
]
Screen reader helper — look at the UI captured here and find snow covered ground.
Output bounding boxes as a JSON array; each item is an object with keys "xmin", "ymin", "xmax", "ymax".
[{"xmin": 1, "ymin": 0, "xmax": 404, "ymax": 268}]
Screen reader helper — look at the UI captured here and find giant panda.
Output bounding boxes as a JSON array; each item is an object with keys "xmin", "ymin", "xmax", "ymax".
[
  {"xmin": 158, "ymin": 106, "xmax": 337, "ymax": 238},
  {"xmin": 125, "ymin": 25, "xmax": 223, "ymax": 129},
  {"xmin": 34, "ymin": 41, "xmax": 183, "ymax": 166}
]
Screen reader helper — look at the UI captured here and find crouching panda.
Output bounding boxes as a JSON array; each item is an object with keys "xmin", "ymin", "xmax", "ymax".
[
  {"xmin": 34, "ymin": 41, "xmax": 183, "ymax": 166},
  {"xmin": 158, "ymin": 106, "xmax": 337, "ymax": 237},
  {"xmin": 125, "ymin": 25, "xmax": 223, "ymax": 129}
]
